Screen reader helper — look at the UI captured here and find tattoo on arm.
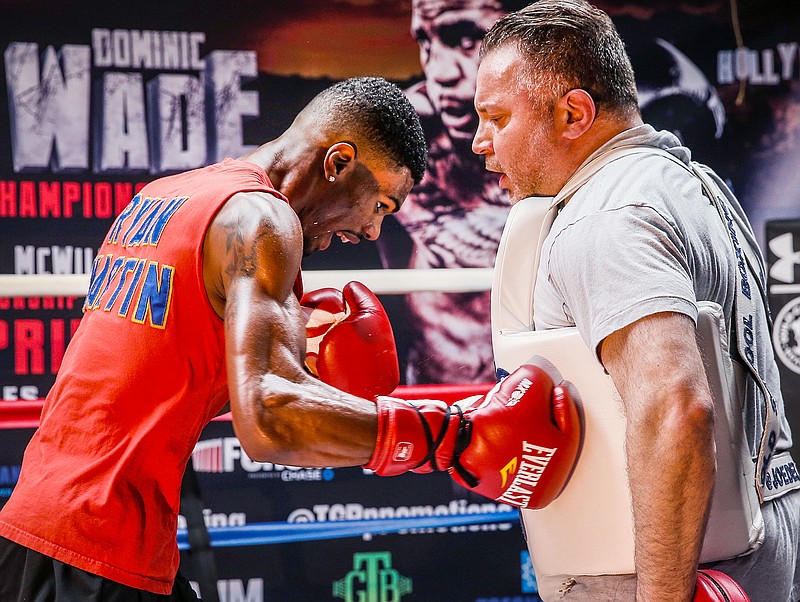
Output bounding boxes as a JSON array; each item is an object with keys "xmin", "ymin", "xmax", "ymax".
[{"xmin": 221, "ymin": 215, "xmax": 257, "ymax": 280}]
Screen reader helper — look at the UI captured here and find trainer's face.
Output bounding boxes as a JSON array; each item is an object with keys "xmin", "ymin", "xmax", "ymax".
[
  {"xmin": 303, "ymin": 160, "xmax": 413, "ymax": 256},
  {"xmin": 412, "ymin": 0, "xmax": 505, "ymax": 143},
  {"xmin": 472, "ymin": 45, "xmax": 562, "ymax": 201}
]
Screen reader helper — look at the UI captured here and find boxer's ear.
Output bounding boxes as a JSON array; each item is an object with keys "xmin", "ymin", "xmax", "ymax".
[{"xmin": 323, "ymin": 141, "xmax": 357, "ymax": 181}]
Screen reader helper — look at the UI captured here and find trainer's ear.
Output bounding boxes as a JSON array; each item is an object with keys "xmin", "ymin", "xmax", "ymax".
[
  {"xmin": 323, "ymin": 142, "xmax": 357, "ymax": 181},
  {"xmin": 555, "ymin": 89, "xmax": 596, "ymax": 140}
]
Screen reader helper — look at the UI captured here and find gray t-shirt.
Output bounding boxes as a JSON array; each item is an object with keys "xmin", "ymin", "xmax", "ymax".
[{"xmin": 533, "ymin": 123, "xmax": 792, "ymax": 458}]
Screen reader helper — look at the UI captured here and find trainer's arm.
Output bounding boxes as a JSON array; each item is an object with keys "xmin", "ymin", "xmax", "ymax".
[
  {"xmin": 600, "ymin": 311, "xmax": 716, "ymax": 601},
  {"xmin": 204, "ymin": 191, "xmax": 378, "ymax": 467}
]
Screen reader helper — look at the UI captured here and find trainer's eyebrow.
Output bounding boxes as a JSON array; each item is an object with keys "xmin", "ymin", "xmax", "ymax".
[{"xmin": 474, "ymin": 99, "xmax": 495, "ymax": 114}]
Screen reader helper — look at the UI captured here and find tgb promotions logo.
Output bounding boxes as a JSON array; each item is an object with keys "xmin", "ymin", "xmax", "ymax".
[{"xmin": 332, "ymin": 552, "xmax": 412, "ymax": 602}]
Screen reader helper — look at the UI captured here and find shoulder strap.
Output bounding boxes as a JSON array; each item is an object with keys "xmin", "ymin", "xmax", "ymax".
[
  {"xmin": 509, "ymin": 142, "xmax": 782, "ymax": 502},
  {"xmin": 676, "ymin": 157, "xmax": 780, "ymax": 503},
  {"xmin": 587, "ymin": 145, "xmax": 781, "ymax": 502}
]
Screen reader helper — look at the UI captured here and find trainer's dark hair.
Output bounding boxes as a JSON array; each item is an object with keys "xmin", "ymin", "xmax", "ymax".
[
  {"xmin": 481, "ymin": 0, "xmax": 639, "ymax": 116},
  {"xmin": 312, "ymin": 77, "xmax": 428, "ymax": 185}
]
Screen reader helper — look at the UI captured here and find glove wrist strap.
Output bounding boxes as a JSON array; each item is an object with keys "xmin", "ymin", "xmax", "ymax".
[
  {"xmin": 366, "ymin": 397, "xmax": 474, "ymax": 477},
  {"xmin": 450, "ymin": 414, "xmax": 478, "ymax": 488}
]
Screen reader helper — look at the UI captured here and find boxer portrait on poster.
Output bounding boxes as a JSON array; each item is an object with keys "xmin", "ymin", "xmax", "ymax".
[{"xmin": 378, "ymin": 0, "xmax": 729, "ymax": 386}]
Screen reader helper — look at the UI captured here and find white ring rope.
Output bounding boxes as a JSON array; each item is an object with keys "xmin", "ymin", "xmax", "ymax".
[{"xmin": 0, "ymin": 268, "xmax": 494, "ymax": 298}]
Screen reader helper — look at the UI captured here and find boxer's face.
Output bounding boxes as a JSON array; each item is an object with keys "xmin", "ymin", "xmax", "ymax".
[
  {"xmin": 302, "ymin": 160, "xmax": 413, "ymax": 256},
  {"xmin": 412, "ymin": 0, "xmax": 505, "ymax": 144},
  {"xmin": 472, "ymin": 45, "xmax": 563, "ymax": 201}
]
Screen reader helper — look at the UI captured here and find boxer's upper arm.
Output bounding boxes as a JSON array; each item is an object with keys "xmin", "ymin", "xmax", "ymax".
[
  {"xmin": 206, "ymin": 191, "xmax": 309, "ymax": 452},
  {"xmin": 205, "ymin": 191, "xmax": 302, "ymax": 311}
]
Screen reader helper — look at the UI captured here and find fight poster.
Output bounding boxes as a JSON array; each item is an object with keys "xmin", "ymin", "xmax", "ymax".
[
  {"xmin": 1, "ymin": 1, "xmax": 800, "ymax": 600},
  {"xmin": 1, "ymin": 1, "xmax": 800, "ymax": 394}
]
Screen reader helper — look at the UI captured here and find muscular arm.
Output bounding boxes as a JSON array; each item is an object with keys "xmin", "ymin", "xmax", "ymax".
[
  {"xmin": 204, "ymin": 191, "xmax": 379, "ymax": 467},
  {"xmin": 600, "ymin": 311, "xmax": 716, "ymax": 601}
]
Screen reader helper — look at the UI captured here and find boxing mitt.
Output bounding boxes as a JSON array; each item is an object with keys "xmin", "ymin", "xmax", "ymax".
[
  {"xmin": 300, "ymin": 281, "xmax": 400, "ymax": 399},
  {"xmin": 366, "ymin": 356, "xmax": 583, "ymax": 509},
  {"xmin": 694, "ymin": 570, "xmax": 750, "ymax": 601}
]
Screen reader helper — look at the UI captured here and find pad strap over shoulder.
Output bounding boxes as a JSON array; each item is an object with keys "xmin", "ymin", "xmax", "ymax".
[
  {"xmin": 500, "ymin": 142, "xmax": 794, "ymax": 503},
  {"xmin": 618, "ymin": 146, "xmax": 792, "ymax": 503}
]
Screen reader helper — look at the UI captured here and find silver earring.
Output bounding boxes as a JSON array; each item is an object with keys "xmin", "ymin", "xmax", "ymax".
[{"xmin": 328, "ymin": 175, "xmax": 335, "ymax": 182}]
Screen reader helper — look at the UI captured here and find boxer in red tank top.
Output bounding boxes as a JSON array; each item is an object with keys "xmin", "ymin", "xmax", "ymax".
[{"xmin": 0, "ymin": 77, "xmax": 427, "ymax": 600}]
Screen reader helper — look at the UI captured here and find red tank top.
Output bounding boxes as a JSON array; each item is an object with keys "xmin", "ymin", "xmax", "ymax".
[{"xmin": 0, "ymin": 159, "xmax": 297, "ymax": 594}]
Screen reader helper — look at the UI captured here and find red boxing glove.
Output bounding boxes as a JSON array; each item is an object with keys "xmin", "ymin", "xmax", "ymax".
[
  {"xmin": 300, "ymin": 281, "xmax": 399, "ymax": 399},
  {"xmin": 366, "ymin": 356, "xmax": 583, "ymax": 509},
  {"xmin": 694, "ymin": 570, "xmax": 750, "ymax": 601}
]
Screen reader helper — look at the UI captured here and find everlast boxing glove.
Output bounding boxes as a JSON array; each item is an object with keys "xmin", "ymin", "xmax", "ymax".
[
  {"xmin": 694, "ymin": 570, "xmax": 750, "ymax": 601},
  {"xmin": 366, "ymin": 356, "xmax": 583, "ymax": 509},
  {"xmin": 301, "ymin": 281, "xmax": 400, "ymax": 399}
]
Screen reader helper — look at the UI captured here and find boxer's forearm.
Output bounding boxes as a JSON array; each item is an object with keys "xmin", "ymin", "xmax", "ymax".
[{"xmin": 237, "ymin": 371, "xmax": 379, "ymax": 467}]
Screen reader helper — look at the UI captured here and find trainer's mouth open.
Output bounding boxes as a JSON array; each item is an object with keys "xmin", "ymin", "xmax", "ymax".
[{"xmin": 483, "ymin": 161, "xmax": 507, "ymax": 187}]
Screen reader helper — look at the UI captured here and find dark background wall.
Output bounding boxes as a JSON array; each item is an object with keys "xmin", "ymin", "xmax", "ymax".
[{"xmin": 1, "ymin": 1, "xmax": 799, "ymax": 600}]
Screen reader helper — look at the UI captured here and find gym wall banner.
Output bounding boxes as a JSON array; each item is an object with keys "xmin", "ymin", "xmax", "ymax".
[
  {"xmin": 2, "ymin": 1, "xmax": 800, "ymax": 393},
  {"xmin": 2, "ymin": 1, "xmax": 800, "ymax": 600}
]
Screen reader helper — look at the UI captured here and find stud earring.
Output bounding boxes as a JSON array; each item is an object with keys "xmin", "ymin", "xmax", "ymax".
[{"xmin": 328, "ymin": 175, "xmax": 335, "ymax": 182}]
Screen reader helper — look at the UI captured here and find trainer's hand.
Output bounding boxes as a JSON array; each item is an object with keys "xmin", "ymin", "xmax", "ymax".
[
  {"xmin": 300, "ymin": 281, "xmax": 399, "ymax": 399},
  {"xmin": 694, "ymin": 570, "xmax": 750, "ymax": 601},
  {"xmin": 365, "ymin": 356, "xmax": 583, "ymax": 509}
]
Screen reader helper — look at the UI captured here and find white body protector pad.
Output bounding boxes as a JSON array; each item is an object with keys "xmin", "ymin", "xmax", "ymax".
[{"xmin": 490, "ymin": 149, "xmax": 764, "ymax": 589}]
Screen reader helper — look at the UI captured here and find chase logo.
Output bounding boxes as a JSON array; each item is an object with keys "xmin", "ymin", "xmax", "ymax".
[{"xmin": 333, "ymin": 552, "xmax": 412, "ymax": 602}]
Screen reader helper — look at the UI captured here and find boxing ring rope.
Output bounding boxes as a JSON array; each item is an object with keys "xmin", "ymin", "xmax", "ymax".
[
  {"xmin": 0, "ymin": 269, "xmax": 516, "ymax": 547},
  {"xmin": 174, "ymin": 511, "xmax": 520, "ymax": 550},
  {"xmin": 0, "ymin": 268, "xmax": 495, "ymax": 298}
]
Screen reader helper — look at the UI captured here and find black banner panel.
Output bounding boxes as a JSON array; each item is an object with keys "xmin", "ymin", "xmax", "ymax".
[{"xmin": 766, "ymin": 219, "xmax": 800, "ymax": 442}]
